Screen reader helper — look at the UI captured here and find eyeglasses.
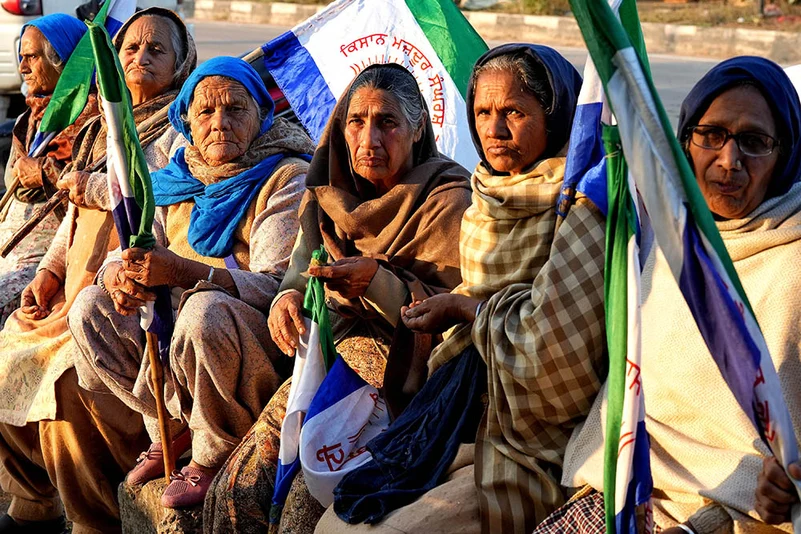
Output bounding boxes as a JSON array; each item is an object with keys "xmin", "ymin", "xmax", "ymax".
[{"xmin": 688, "ymin": 125, "xmax": 778, "ymax": 157}]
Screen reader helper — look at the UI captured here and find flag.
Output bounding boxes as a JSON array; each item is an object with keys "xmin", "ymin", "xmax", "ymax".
[
  {"xmin": 87, "ymin": 21, "xmax": 173, "ymax": 363},
  {"xmin": 261, "ymin": 0, "xmax": 487, "ymax": 171},
  {"xmin": 273, "ymin": 246, "xmax": 389, "ymax": 516},
  {"xmin": 567, "ymin": 0, "xmax": 801, "ymax": 530},
  {"xmin": 31, "ymin": 0, "xmax": 135, "ymax": 157}
]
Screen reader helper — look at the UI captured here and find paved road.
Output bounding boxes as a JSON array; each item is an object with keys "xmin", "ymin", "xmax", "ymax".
[{"xmin": 191, "ymin": 20, "xmax": 719, "ymax": 125}]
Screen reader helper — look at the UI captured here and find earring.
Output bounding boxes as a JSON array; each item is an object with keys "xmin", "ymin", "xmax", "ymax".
[{"xmin": 734, "ymin": 160, "xmax": 743, "ymax": 171}]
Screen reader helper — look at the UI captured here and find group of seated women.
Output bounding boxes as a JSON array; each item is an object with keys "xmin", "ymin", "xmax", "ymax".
[{"xmin": 0, "ymin": 7, "xmax": 799, "ymax": 534}]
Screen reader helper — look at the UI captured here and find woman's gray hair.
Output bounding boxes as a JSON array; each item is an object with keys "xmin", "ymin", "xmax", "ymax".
[
  {"xmin": 474, "ymin": 53, "xmax": 553, "ymax": 114},
  {"xmin": 345, "ymin": 65, "xmax": 426, "ymax": 130},
  {"xmin": 133, "ymin": 14, "xmax": 187, "ymax": 84},
  {"xmin": 23, "ymin": 26, "xmax": 64, "ymax": 73}
]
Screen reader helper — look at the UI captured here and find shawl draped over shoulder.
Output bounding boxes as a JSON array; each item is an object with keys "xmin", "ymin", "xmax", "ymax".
[
  {"xmin": 564, "ymin": 57, "xmax": 801, "ymax": 534},
  {"xmin": 153, "ymin": 56, "xmax": 312, "ymax": 259},
  {"xmin": 279, "ymin": 63, "xmax": 472, "ymax": 380}
]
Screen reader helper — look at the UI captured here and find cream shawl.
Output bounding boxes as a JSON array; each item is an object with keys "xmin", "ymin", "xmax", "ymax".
[{"xmin": 563, "ymin": 181, "xmax": 801, "ymax": 533}]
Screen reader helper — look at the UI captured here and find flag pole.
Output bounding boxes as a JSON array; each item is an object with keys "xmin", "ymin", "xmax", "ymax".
[{"xmin": 146, "ymin": 330, "xmax": 174, "ymax": 483}]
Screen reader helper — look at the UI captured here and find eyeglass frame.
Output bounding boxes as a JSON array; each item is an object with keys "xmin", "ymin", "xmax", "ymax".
[{"xmin": 686, "ymin": 124, "xmax": 779, "ymax": 158}]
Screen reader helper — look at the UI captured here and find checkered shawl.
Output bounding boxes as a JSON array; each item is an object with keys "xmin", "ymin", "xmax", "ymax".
[
  {"xmin": 428, "ymin": 157, "xmax": 568, "ymax": 372},
  {"xmin": 473, "ymin": 194, "xmax": 608, "ymax": 534}
]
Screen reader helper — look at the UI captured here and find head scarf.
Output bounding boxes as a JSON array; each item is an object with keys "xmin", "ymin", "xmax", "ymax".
[
  {"xmin": 678, "ymin": 56, "xmax": 801, "ymax": 199},
  {"xmin": 112, "ymin": 7, "xmax": 197, "ymax": 91},
  {"xmin": 20, "ymin": 13, "xmax": 86, "ymax": 63},
  {"xmin": 153, "ymin": 56, "xmax": 308, "ymax": 258},
  {"xmin": 168, "ymin": 56, "xmax": 274, "ymax": 144},
  {"xmin": 466, "ymin": 43, "xmax": 582, "ymax": 173}
]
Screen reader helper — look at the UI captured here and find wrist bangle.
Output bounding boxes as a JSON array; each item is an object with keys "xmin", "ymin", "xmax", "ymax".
[
  {"xmin": 474, "ymin": 300, "xmax": 485, "ymax": 320},
  {"xmin": 97, "ymin": 264, "xmax": 111, "ymax": 297},
  {"xmin": 676, "ymin": 524, "xmax": 696, "ymax": 534},
  {"xmin": 206, "ymin": 266, "xmax": 214, "ymax": 283}
]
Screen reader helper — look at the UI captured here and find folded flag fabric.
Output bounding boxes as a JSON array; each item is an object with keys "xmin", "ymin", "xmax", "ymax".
[
  {"xmin": 87, "ymin": 21, "xmax": 173, "ymax": 363},
  {"xmin": 32, "ymin": 0, "xmax": 135, "ymax": 157},
  {"xmin": 261, "ymin": 0, "xmax": 487, "ymax": 171},
  {"xmin": 273, "ymin": 246, "xmax": 389, "ymax": 517},
  {"xmin": 569, "ymin": 0, "xmax": 801, "ymax": 530}
]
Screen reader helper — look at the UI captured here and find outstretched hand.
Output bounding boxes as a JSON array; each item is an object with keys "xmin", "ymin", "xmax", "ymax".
[{"xmin": 400, "ymin": 293, "xmax": 483, "ymax": 334}]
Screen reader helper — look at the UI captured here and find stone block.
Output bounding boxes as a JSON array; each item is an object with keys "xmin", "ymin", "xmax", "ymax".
[{"xmin": 119, "ymin": 480, "xmax": 203, "ymax": 534}]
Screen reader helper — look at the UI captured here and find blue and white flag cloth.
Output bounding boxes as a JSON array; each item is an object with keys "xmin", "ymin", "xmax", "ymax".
[{"xmin": 260, "ymin": 0, "xmax": 487, "ymax": 171}]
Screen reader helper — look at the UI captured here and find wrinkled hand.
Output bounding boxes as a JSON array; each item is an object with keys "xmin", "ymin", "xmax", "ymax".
[
  {"xmin": 756, "ymin": 456, "xmax": 801, "ymax": 524},
  {"xmin": 268, "ymin": 290, "xmax": 306, "ymax": 356},
  {"xmin": 307, "ymin": 257, "xmax": 379, "ymax": 300},
  {"xmin": 56, "ymin": 171, "xmax": 90, "ymax": 207},
  {"xmin": 400, "ymin": 293, "xmax": 482, "ymax": 333},
  {"xmin": 20, "ymin": 269, "xmax": 61, "ymax": 320},
  {"xmin": 13, "ymin": 156, "xmax": 42, "ymax": 189},
  {"xmin": 122, "ymin": 245, "xmax": 184, "ymax": 288},
  {"xmin": 104, "ymin": 261, "xmax": 156, "ymax": 316}
]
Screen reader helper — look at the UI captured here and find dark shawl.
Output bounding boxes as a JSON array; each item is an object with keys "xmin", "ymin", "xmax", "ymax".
[
  {"xmin": 466, "ymin": 43, "xmax": 582, "ymax": 173},
  {"xmin": 677, "ymin": 56, "xmax": 801, "ymax": 199}
]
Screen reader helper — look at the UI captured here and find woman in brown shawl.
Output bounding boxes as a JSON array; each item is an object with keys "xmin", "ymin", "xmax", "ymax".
[
  {"xmin": 0, "ymin": 14, "xmax": 99, "ymax": 327},
  {"xmin": 0, "ymin": 8, "xmax": 196, "ymax": 533},
  {"xmin": 204, "ymin": 63, "xmax": 472, "ymax": 534}
]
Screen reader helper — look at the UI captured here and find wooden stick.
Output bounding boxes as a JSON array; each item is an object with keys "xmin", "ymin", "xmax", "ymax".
[
  {"xmin": 146, "ymin": 330, "xmax": 174, "ymax": 483},
  {"xmin": 0, "ymin": 177, "xmax": 20, "ymax": 222},
  {"xmin": 0, "ymin": 189, "xmax": 68, "ymax": 257}
]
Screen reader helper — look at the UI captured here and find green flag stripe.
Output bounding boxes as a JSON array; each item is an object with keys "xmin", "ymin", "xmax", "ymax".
[
  {"xmin": 39, "ymin": 0, "xmax": 113, "ymax": 132},
  {"xmin": 404, "ymin": 0, "xmax": 487, "ymax": 98},
  {"xmin": 304, "ymin": 246, "xmax": 337, "ymax": 371}
]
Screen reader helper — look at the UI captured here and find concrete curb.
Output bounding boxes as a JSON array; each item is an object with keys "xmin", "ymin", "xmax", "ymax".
[{"xmin": 192, "ymin": 0, "xmax": 801, "ymax": 63}]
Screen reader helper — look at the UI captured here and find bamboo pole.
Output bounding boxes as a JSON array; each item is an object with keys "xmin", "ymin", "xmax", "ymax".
[{"xmin": 147, "ymin": 330, "xmax": 174, "ymax": 483}]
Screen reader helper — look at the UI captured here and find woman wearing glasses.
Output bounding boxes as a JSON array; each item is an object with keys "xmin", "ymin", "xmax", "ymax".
[{"xmin": 534, "ymin": 56, "xmax": 801, "ymax": 534}]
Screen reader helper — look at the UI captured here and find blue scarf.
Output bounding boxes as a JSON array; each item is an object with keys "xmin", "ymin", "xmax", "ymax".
[
  {"xmin": 152, "ymin": 147, "xmax": 290, "ymax": 258},
  {"xmin": 21, "ymin": 14, "xmax": 86, "ymax": 63}
]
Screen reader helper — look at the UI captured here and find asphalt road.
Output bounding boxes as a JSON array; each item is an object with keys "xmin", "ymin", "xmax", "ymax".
[{"xmin": 191, "ymin": 19, "xmax": 720, "ymax": 126}]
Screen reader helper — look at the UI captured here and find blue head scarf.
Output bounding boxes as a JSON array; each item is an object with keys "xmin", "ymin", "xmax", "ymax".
[
  {"xmin": 678, "ymin": 56, "xmax": 801, "ymax": 199},
  {"xmin": 168, "ymin": 56, "xmax": 275, "ymax": 144},
  {"xmin": 20, "ymin": 14, "xmax": 86, "ymax": 64},
  {"xmin": 153, "ymin": 56, "xmax": 310, "ymax": 259},
  {"xmin": 466, "ymin": 43, "xmax": 582, "ymax": 173}
]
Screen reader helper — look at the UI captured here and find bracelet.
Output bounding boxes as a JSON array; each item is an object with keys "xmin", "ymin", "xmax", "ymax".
[
  {"xmin": 474, "ymin": 300, "xmax": 485, "ymax": 320},
  {"xmin": 206, "ymin": 266, "xmax": 214, "ymax": 283},
  {"xmin": 676, "ymin": 524, "xmax": 696, "ymax": 534},
  {"xmin": 97, "ymin": 264, "xmax": 111, "ymax": 297}
]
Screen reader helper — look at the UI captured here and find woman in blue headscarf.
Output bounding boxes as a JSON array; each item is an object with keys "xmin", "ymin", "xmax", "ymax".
[
  {"xmin": 544, "ymin": 56, "xmax": 801, "ymax": 534},
  {"xmin": 0, "ymin": 13, "xmax": 97, "ymax": 327},
  {"xmin": 69, "ymin": 56, "xmax": 316, "ymax": 509}
]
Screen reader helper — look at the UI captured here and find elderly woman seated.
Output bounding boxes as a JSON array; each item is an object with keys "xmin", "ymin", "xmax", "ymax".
[
  {"xmin": 70, "ymin": 56, "xmax": 316, "ymax": 509},
  {"xmin": 313, "ymin": 44, "xmax": 606, "ymax": 534},
  {"xmin": 0, "ymin": 9, "xmax": 195, "ymax": 533},
  {"xmin": 0, "ymin": 13, "xmax": 98, "ymax": 327},
  {"xmin": 203, "ymin": 63, "xmax": 473, "ymax": 533},
  {"xmin": 543, "ymin": 56, "xmax": 801, "ymax": 534}
]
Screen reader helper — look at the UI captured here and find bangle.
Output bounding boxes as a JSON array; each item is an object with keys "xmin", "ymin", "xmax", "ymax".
[
  {"xmin": 474, "ymin": 300, "xmax": 485, "ymax": 320},
  {"xmin": 676, "ymin": 524, "xmax": 696, "ymax": 534},
  {"xmin": 206, "ymin": 266, "xmax": 214, "ymax": 283},
  {"xmin": 97, "ymin": 264, "xmax": 111, "ymax": 297}
]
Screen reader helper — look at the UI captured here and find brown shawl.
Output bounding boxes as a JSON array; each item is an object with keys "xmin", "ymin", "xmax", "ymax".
[
  {"xmin": 11, "ymin": 93, "xmax": 99, "ymax": 204},
  {"xmin": 280, "ymin": 65, "xmax": 472, "ymax": 412}
]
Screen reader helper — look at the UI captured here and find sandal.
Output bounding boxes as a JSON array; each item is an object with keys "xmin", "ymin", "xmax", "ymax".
[
  {"xmin": 161, "ymin": 466, "xmax": 214, "ymax": 508},
  {"xmin": 126, "ymin": 428, "xmax": 192, "ymax": 486}
]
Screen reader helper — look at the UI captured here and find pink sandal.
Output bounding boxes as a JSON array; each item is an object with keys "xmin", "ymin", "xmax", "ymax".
[
  {"xmin": 126, "ymin": 429, "xmax": 192, "ymax": 486},
  {"xmin": 161, "ymin": 466, "xmax": 214, "ymax": 508}
]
